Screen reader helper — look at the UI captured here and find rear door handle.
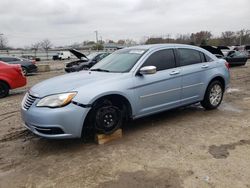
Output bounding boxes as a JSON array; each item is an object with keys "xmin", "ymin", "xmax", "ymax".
[
  {"xmin": 201, "ymin": 65, "xmax": 209, "ymax": 68},
  {"xmin": 170, "ymin": 70, "xmax": 180, "ymax": 75}
]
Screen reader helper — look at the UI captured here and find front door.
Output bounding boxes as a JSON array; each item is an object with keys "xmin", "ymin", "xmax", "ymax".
[{"xmin": 133, "ymin": 49, "xmax": 182, "ymax": 118}]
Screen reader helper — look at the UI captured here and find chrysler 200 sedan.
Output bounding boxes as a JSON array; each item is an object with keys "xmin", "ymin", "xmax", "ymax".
[{"xmin": 21, "ymin": 44, "xmax": 230, "ymax": 139}]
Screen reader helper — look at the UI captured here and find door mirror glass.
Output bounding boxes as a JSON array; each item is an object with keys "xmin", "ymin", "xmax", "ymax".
[{"xmin": 139, "ymin": 66, "xmax": 157, "ymax": 75}]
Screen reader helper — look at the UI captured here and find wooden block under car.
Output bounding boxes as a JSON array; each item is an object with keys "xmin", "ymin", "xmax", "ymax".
[
  {"xmin": 95, "ymin": 129, "xmax": 122, "ymax": 145},
  {"xmin": 37, "ymin": 64, "xmax": 50, "ymax": 72}
]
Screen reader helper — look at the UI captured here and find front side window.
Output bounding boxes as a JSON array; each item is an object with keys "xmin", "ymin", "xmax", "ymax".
[
  {"xmin": 90, "ymin": 49, "xmax": 146, "ymax": 73},
  {"xmin": 178, "ymin": 49, "xmax": 202, "ymax": 66},
  {"xmin": 142, "ymin": 49, "xmax": 176, "ymax": 71}
]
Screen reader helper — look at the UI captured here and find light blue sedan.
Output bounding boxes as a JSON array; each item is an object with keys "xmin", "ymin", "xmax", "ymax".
[{"xmin": 21, "ymin": 44, "xmax": 230, "ymax": 139}]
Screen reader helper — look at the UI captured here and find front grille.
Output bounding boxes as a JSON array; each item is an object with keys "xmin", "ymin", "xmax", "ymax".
[{"xmin": 23, "ymin": 93, "xmax": 37, "ymax": 110}]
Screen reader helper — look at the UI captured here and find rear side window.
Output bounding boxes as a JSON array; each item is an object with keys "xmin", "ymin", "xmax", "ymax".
[
  {"xmin": 204, "ymin": 54, "xmax": 213, "ymax": 62},
  {"xmin": 178, "ymin": 49, "xmax": 202, "ymax": 66},
  {"xmin": 143, "ymin": 49, "xmax": 176, "ymax": 71},
  {"xmin": 199, "ymin": 52, "xmax": 206, "ymax": 62}
]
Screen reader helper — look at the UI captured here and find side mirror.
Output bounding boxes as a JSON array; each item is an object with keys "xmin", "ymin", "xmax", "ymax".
[{"xmin": 139, "ymin": 66, "xmax": 157, "ymax": 75}]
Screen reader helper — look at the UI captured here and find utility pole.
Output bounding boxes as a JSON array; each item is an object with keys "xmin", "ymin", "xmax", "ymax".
[{"xmin": 94, "ymin": 30, "xmax": 99, "ymax": 44}]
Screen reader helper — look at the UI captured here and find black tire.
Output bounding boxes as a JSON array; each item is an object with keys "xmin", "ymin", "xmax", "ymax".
[
  {"xmin": 201, "ymin": 80, "xmax": 224, "ymax": 110},
  {"xmin": 85, "ymin": 99, "xmax": 124, "ymax": 136},
  {"xmin": 0, "ymin": 81, "xmax": 9, "ymax": 98},
  {"xmin": 21, "ymin": 67, "xmax": 28, "ymax": 76}
]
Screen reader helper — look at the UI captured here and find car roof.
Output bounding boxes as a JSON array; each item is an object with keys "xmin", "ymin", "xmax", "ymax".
[
  {"xmin": 124, "ymin": 44, "xmax": 217, "ymax": 60},
  {"xmin": 126, "ymin": 43, "xmax": 204, "ymax": 51}
]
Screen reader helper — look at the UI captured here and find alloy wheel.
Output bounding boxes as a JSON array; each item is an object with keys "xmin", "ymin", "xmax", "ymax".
[{"xmin": 209, "ymin": 84, "xmax": 222, "ymax": 106}]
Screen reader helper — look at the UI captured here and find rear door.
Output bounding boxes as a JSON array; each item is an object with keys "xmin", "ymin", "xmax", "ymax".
[
  {"xmin": 133, "ymin": 49, "xmax": 182, "ymax": 117},
  {"xmin": 177, "ymin": 48, "xmax": 214, "ymax": 105}
]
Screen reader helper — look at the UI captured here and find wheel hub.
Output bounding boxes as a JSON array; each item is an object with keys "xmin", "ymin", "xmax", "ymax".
[
  {"xmin": 103, "ymin": 113, "xmax": 115, "ymax": 128},
  {"xmin": 95, "ymin": 105, "xmax": 121, "ymax": 134},
  {"xmin": 209, "ymin": 84, "xmax": 222, "ymax": 106}
]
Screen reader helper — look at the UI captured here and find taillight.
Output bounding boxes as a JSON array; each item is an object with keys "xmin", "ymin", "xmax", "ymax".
[
  {"xmin": 17, "ymin": 65, "xmax": 25, "ymax": 76},
  {"xmin": 225, "ymin": 62, "xmax": 230, "ymax": 70}
]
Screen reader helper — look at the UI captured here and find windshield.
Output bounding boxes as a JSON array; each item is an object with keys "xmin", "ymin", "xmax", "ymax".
[
  {"xmin": 87, "ymin": 53, "xmax": 99, "ymax": 60},
  {"xmin": 90, "ymin": 49, "xmax": 146, "ymax": 73}
]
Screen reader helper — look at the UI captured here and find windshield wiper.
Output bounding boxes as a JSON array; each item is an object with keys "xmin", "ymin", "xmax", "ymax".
[{"xmin": 90, "ymin": 68, "xmax": 110, "ymax": 72}]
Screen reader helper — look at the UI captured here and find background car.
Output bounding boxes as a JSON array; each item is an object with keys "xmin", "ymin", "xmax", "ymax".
[
  {"xmin": 0, "ymin": 56, "xmax": 37, "ymax": 76},
  {"xmin": 65, "ymin": 49, "xmax": 110, "ymax": 73},
  {"xmin": 201, "ymin": 46, "xmax": 248, "ymax": 66},
  {"xmin": 21, "ymin": 55, "xmax": 41, "ymax": 61},
  {"xmin": 244, "ymin": 45, "xmax": 250, "ymax": 58},
  {"xmin": 52, "ymin": 51, "xmax": 71, "ymax": 60},
  {"xmin": 21, "ymin": 44, "xmax": 230, "ymax": 139},
  {"xmin": 0, "ymin": 61, "xmax": 26, "ymax": 98}
]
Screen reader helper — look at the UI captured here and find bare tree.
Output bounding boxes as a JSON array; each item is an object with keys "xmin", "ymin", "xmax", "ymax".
[
  {"xmin": 236, "ymin": 29, "xmax": 250, "ymax": 45},
  {"xmin": 125, "ymin": 39, "xmax": 137, "ymax": 46},
  {"xmin": 117, "ymin": 40, "xmax": 125, "ymax": 45},
  {"xmin": 0, "ymin": 35, "xmax": 8, "ymax": 50},
  {"xmin": 191, "ymin": 31, "xmax": 212, "ymax": 45},
  {"xmin": 221, "ymin": 31, "xmax": 235, "ymax": 46},
  {"xmin": 175, "ymin": 34, "xmax": 191, "ymax": 44},
  {"xmin": 31, "ymin": 42, "xmax": 40, "ymax": 58},
  {"xmin": 40, "ymin": 39, "xmax": 53, "ymax": 60}
]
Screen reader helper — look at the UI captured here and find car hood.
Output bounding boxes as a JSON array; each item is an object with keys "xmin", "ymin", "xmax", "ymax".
[
  {"xmin": 30, "ymin": 71, "xmax": 121, "ymax": 98},
  {"xmin": 69, "ymin": 49, "xmax": 88, "ymax": 60}
]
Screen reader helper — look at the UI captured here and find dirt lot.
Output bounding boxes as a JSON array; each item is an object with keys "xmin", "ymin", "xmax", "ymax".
[{"xmin": 0, "ymin": 60, "xmax": 250, "ymax": 188}]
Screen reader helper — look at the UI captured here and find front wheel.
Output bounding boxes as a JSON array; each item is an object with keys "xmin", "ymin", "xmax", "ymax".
[
  {"xmin": 201, "ymin": 80, "xmax": 224, "ymax": 110},
  {"xmin": 0, "ymin": 81, "xmax": 9, "ymax": 98},
  {"xmin": 86, "ymin": 99, "xmax": 123, "ymax": 136}
]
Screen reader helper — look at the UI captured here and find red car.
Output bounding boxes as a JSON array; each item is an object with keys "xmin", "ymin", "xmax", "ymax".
[{"xmin": 0, "ymin": 61, "xmax": 27, "ymax": 98}]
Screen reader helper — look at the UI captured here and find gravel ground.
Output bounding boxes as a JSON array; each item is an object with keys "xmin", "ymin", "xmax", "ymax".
[{"xmin": 0, "ymin": 60, "xmax": 250, "ymax": 188}]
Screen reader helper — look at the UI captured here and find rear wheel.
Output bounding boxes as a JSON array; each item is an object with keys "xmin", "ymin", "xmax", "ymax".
[
  {"xmin": 201, "ymin": 80, "xmax": 224, "ymax": 110},
  {"xmin": 0, "ymin": 81, "xmax": 9, "ymax": 98}
]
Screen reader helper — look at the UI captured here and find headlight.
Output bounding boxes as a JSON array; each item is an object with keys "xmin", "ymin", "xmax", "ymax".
[{"xmin": 36, "ymin": 92, "xmax": 77, "ymax": 108}]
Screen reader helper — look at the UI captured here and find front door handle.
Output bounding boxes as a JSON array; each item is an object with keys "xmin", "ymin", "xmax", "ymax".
[
  {"xmin": 170, "ymin": 70, "xmax": 180, "ymax": 75},
  {"xmin": 201, "ymin": 64, "xmax": 209, "ymax": 68}
]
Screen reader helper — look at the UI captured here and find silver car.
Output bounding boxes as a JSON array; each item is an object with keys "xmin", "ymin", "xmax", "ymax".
[{"xmin": 21, "ymin": 44, "xmax": 230, "ymax": 139}]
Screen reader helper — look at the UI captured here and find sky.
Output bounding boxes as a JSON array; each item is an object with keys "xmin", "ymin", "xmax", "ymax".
[{"xmin": 0, "ymin": 0, "xmax": 249, "ymax": 47}]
